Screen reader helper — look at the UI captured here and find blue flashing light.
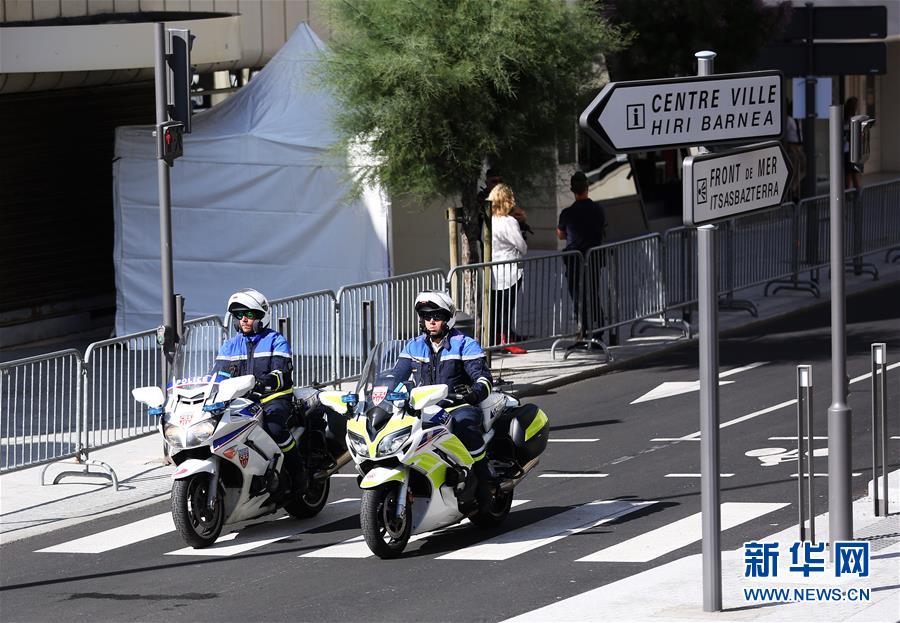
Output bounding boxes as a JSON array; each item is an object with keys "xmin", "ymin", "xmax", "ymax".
[
  {"xmin": 203, "ymin": 402, "xmax": 226, "ymax": 412},
  {"xmin": 386, "ymin": 391, "xmax": 408, "ymax": 401}
]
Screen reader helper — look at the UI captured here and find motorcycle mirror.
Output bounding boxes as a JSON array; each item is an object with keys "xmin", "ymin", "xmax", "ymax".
[
  {"xmin": 216, "ymin": 375, "xmax": 255, "ymax": 402},
  {"xmin": 132, "ymin": 386, "xmax": 165, "ymax": 409},
  {"xmin": 409, "ymin": 384, "xmax": 448, "ymax": 411}
]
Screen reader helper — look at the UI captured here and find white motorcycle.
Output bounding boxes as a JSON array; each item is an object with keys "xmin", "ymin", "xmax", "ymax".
[
  {"xmin": 132, "ymin": 374, "xmax": 350, "ymax": 548},
  {"xmin": 320, "ymin": 341, "xmax": 549, "ymax": 558}
]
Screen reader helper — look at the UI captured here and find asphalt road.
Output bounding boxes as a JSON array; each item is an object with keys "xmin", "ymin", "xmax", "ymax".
[{"xmin": 1, "ymin": 283, "xmax": 898, "ymax": 623}]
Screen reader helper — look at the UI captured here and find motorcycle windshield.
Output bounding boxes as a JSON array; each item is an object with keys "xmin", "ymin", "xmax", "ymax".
[{"xmin": 354, "ymin": 339, "xmax": 407, "ymax": 411}]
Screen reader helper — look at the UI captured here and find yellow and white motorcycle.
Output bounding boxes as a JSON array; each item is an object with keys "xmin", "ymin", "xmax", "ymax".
[{"xmin": 321, "ymin": 341, "xmax": 549, "ymax": 558}]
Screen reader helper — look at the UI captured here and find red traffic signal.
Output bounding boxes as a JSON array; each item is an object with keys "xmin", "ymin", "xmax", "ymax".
[{"xmin": 156, "ymin": 121, "xmax": 184, "ymax": 164}]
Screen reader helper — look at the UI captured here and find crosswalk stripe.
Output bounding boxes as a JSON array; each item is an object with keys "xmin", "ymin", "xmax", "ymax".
[
  {"xmin": 437, "ymin": 499, "xmax": 656, "ymax": 561},
  {"xmin": 165, "ymin": 498, "xmax": 359, "ymax": 557},
  {"xmin": 37, "ymin": 512, "xmax": 175, "ymax": 554},
  {"xmin": 576, "ymin": 502, "xmax": 787, "ymax": 563},
  {"xmin": 302, "ymin": 500, "xmax": 531, "ymax": 559},
  {"xmin": 538, "ymin": 473, "xmax": 608, "ymax": 478}
]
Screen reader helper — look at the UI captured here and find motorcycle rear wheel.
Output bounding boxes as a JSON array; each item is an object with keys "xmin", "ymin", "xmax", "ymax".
[
  {"xmin": 171, "ymin": 474, "xmax": 224, "ymax": 548},
  {"xmin": 284, "ymin": 477, "xmax": 330, "ymax": 519},
  {"xmin": 470, "ymin": 488, "xmax": 513, "ymax": 528},
  {"xmin": 360, "ymin": 485, "xmax": 411, "ymax": 559}
]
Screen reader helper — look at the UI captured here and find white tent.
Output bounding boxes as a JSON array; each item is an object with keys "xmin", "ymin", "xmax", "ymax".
[{"xmin": 112, "ymin": 23, "xmax": 390, "ymax": 335}]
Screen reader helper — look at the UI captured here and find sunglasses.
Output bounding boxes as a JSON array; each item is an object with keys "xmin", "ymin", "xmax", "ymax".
[
  {"xmin": 419, "ymin": 312, "xmax": 449, "ymax": 322},
  {"xmin": 235, "ymin": 310, "xmax": 261, "ymax": 320}
]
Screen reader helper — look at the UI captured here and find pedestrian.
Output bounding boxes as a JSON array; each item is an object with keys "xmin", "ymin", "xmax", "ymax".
[
  {"xmin": 479, "ymin": 168, "xmax": 534, "ymax": 240},
  {"xmin": 843, "ymin": 97, "xmax": 862, "ymax": 193},
  {"xmin": 557, "ymin": 171, "xmax": 607, "ymax": 336},
  {"xmin": 784, "ymin": 100, "xmax": 806, "ymax": 202},
  {"xmin": 488, "ymin": 183, "xmax": 528, "ymax": 354}
]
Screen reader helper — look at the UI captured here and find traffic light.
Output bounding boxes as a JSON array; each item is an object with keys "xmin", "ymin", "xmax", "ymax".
[
  {"xmin": 166, "ymin": 28, "xmax": 195, "ymax": 133},
  {"xmin": 157, "ymin": 121, "xmax": 184, "ymax": 165}
]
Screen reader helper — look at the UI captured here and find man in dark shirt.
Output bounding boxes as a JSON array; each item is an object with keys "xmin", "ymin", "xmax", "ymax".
[{"xmin": 557, "ymin": 171, "xmax": 607, "ymax": 334}]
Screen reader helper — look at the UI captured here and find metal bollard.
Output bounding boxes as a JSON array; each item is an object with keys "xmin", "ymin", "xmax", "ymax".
[
  {"xmin": 797, "ymin": 365, "xmax": 815, "ymax": 542},
  {"xmin": 871, "ymin": 343, "xmax": 888, "ymax": 516}
]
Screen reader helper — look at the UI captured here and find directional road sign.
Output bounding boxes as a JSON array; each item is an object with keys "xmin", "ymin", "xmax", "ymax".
[
  {"xmin": 682, "ymin": 141, "xmax": 792, "ymax": 227},
  {"xmin": 579, "ymin": 71, "xmax": 783, "ymax": 153}
]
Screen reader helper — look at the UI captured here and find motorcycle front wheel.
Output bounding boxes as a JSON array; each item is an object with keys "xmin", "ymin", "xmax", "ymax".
[
  {"xmin": 171, "ymin": 474, "xmax": 224, "ymax": 548},
  {"xmin": 284, "ymin": 476, "xmax": 330, "ymax": 519},
  {"xmin": 360, "ymin": 484, "xmax": 411, "ymax": 559}
]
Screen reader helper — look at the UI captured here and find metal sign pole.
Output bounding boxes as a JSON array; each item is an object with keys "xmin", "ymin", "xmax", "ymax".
[
  {"xmin": 696, "ymin": 50, "xmax": 722, "ymax": 613},
  {"xmin": 827, "ymin": 103, "xmax": 853, "ymax": 546},
  {"xmin": 154, "ymin": 22, "xmax": 176, "ymax": 388}
]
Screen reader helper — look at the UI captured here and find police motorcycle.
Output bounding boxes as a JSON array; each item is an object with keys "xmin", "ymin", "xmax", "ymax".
[
  {"xmin": 132, "ymin": 374, "xmax": 350, "ymax": 548},
  {"xmin": 319, "ymin": 340, "xmax": 549, "ymax": 558}
]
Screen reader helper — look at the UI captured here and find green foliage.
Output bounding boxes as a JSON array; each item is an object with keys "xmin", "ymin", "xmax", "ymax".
[
  {"xmin": 317, "ymin": 0, "xmax": 628, "ymax": 208},
  {"xmin": 604, "ymin": 0, "xmax": 789, "ymax": 80}
]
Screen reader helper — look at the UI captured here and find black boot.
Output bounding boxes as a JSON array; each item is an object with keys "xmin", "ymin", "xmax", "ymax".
[{"xmin": 473, "ymin": 458, "xmax": 494, "ymax": 508}]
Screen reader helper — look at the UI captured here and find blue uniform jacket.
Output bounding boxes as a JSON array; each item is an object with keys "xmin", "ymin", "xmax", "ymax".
[
  {"xmin": 391, "ymin": 328, "xmax": 492, "ymax": 395},
  {"xmin": 212, "ymin": 328, "xmax": 294, "ymax": 403}
]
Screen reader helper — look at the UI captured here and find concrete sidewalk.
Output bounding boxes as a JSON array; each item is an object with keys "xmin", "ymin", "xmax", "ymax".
[{"xmin": 1, "ymin": 254, "xmax": 898, "ymax": 621}]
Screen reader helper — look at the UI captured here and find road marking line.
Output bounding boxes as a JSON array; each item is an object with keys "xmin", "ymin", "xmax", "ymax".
[
  {"xmin": 301, "ymin": 500, "xmax": 531, "ymax": 559},
  {"xmin": 769, "ymin": 436, "xmax": 828, "ymax": 440},
  {"xmin": 576, "ymin": 502, "xmax": 787, "ymax": 563},
  {"xmin": 330, "ymin": 474, "xmax": 359, "ymax": 478},
  {"xmin": 650, "ymin": 363, "xmax": 899, "ymax": 442},
  {"xmin": 549, "ymin": 438, "xmax": 599, "ymax": 443},
  {"xmin": 165, "ymin": 498, "xmax": 358, "ymax": 557},
  {"xmin": 649, "ymin": 437, "xmax": 701, "ymax": 442},
  {"xmin": 891, "ymin": 436, "xmax": 899, "ymax": 441},
  {"xmin": 37, "ymin": 512, "xmax": 175, "ymax": 554},
  {"xmin": 790, "ymin": 473, "xmax": 863, "ymax": 478},
  {"xmin": 538, "ymin": 473, "xmax": 609, "ymax": 478},
  {"xmin": 664, "ymin": 473, "xmax": 734, "ymax": 478},
  {"xmin": 437, "ymin": 500, "xmax": 657, "ymax": 561},
  {"xmin": 718, "ymin": 362, "xmax": 768, "ymax": 378}
]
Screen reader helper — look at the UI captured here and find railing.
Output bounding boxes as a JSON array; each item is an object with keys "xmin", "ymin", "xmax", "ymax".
[
  {"xmin": 0, "ymin": 350, "xmax": 83, "ymax": 472},
  {"xmin": 178, "ymin": 315, "xmax": 228, "ymax": 379},
  {"xmin": 83, "ymin": 329, "xmax": 160, "ymax": 451},
  {"xmin": 335, "ymin": 269, "xmax": 445, "ymax": 381},
  {"xmin": 2, "ymin": 178, "xmax": 898, "ymax": 475},
  {"xmin": 447, "ymin": 251, "xmax": 582, "ymax": 351},
  {"xmin": 269, "ymin": 290, "xmax": 337, "ymax": 387},
  {"xmin": 585, "ymin": 234, "xmax": 666, "ymax": 335}
]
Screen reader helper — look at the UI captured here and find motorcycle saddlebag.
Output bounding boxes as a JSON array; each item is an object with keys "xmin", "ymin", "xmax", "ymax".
[{"xmin": 507, "ymin": 403, "xmax": 549, "ymax": 464}]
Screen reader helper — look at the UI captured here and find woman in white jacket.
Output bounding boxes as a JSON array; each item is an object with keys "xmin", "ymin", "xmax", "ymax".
[{"xmin": 487, "ymin": 183, "xmax": 527, "ymax": 353}]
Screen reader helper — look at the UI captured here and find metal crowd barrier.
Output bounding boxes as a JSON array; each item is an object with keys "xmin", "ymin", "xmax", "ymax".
[
  {"xmin": 177, "ymin": 315, "xmax": 227, "ymax": 379},
  {"xmin": 335, "ymin": 269, "xmax": 445, "ymax": 382},
  {"xmin": 0, "ymin": 350, "xmax": 83, "ymax": 472},
  {"xmin": 4, "ymin": 177, "xmax": 899, "ymax": 475},
  {"xmin": 584, "ymin": 234, "xmax": 668, "ymax": 337},
  {"xmin": 447, "ymin": 251, "xmax": 582, "ymax": 352},
  {"xmin": 83, "ymin": 329, "xmax": 160, "ymax": 453},
  {"xmin": 269, "ymin": 290, "xmax": 337, "ymax": 387}
]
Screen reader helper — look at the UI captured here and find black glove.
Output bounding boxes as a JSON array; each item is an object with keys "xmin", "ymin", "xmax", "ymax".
[
  {"xmin": 254, "ymin": 373, "xmax": 277, "ymax": 394},
  {"xmin": 457, "ymin": 383, "xmax": 489, "ymax": 406}
]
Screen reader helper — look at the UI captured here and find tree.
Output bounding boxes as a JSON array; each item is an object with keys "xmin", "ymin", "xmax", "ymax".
[
  {"xmin": 317, "ymin": 0, "xmax": 628, "ymax": 265},
  {"xmin": 603, "ymin": 0, "xmax": 789, "ymax": 80}
]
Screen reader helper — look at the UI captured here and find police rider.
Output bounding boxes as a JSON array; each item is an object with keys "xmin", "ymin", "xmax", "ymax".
[
  {"xmin": 212, "ymin": 289, "xmax": 305, "ymax": 491},
  {"xmin": 391, "ymin": 291, "xmax": 493, "ymax": 510}
]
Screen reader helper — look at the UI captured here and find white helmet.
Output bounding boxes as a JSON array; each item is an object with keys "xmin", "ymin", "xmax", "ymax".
[
  {"xmin": 227, "ymin": 288, "xmax": 270, "ymax": 333},
  {"xmin": 414, "ymin": 290, "xmax": 456, "ymax": 330}
]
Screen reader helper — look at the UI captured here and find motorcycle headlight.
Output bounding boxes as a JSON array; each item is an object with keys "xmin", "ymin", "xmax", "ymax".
[
  {"xmin": 347, "ymin": 432, "xmax": 369, "ymax": 458},
  {"xmin": 376, "ymin": 427, "xmax": 411, "ymax": 457},
  {"xmin": 187, "ymin": 419, "xmax": 216, "ymax": 446},
  {"xmin": 164, "ymin": 423, "xmax": 184, "ymax": 449}
]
